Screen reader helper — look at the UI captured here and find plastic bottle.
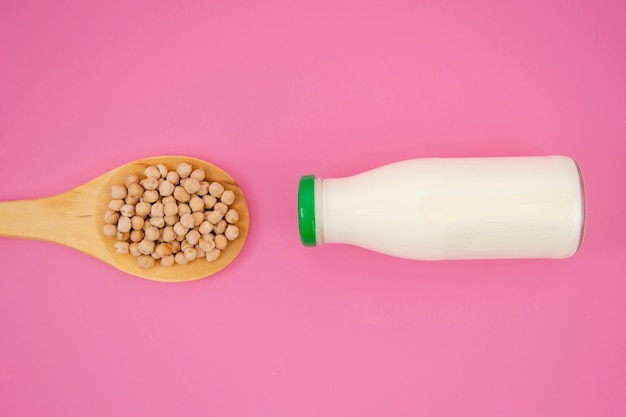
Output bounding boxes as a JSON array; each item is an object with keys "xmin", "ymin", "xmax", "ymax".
[{"xmin": 298, "ymin": 156, "xmax": 585, "ymax": 260}]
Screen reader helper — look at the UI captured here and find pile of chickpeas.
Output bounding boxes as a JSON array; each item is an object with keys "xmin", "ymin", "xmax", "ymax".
[{"xmin": 102, "ymin": 162, "xmax": 240, "ymax": 268}]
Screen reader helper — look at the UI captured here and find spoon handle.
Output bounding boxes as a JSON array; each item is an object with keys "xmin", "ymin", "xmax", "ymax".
[{"xmin": 0, "ymin": 190, "xmax": 97, "ymax": 251}]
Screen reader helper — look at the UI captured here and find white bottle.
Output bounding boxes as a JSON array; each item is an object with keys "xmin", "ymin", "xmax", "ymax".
[{"xmin": 298, "ymin": 156, "xmax": 585, "ymax": 259}]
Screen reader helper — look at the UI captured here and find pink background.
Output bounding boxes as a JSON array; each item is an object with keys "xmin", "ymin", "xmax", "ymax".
[{"xmin": 1, "ymin": 0, "xmax": 625, "ymax": 416}]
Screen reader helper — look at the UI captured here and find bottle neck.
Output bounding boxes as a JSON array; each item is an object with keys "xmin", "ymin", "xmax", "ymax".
[{"xmin": 314, "ymin": 177, "xmax": 325, "ymax": 245}]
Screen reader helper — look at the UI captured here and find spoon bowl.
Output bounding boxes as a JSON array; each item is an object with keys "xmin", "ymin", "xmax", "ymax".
[{"xmin": 0, "ymin": 156, "xmax": 249, "ymax": 282}]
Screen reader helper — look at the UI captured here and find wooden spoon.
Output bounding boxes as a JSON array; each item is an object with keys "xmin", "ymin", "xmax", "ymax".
[{"xmin": 0, "ymin": 156, "xmax": 249, "ymax": 282}]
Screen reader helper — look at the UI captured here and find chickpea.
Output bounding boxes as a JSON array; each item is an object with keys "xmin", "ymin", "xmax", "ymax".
[
  {"xmin": 198, "ymin": 181, "xmax": 210, "ymax": 196},
  {"xmin": 108, "ymin": 199, "xmax": 125, "ymax": 212},
  {"xmin": 106, "ymin": 162, "xmax": 242, "ymax": 267},
  {"xmin": 125, "ymin": 173, "xmax": 139, "ymax": 187},
  {"xmin": 173, "ymin": 222, "xmax": 188, "ymax": 237},
  {"xmin": 129, "ymin": 242, "xmax": 141, "ymax": 257},
  {"xmin": 186, "ymin": 230, "xmax": 201, "ymax": 246},
  {"xmin": 198, "ymin": 237, "xmax": 216, "ymax": 252},
  {"xmin": 137, "ymin": 255, "xmax": 155, "ymax": 269},
  {"xmin": 162, "ymin": 226, "xmax": 177, "ymax": 243},
  {"xmin": 159, "ymin": 180, "xmax": 175, "ymax": 197},
  {"xmin": 192, "ymin": 212, "xmax": 204, "ymax": 226},
  {"xmin": 162, "ymin": 195, "xmax": 176, "ymax": 205},
  {"xmin": 135, "ymin": 201, "xmax": 151, "ymax": 217},
  {"xmin": 130, "ymin": 230, "xmax": 145, "ymax": 242},
  {"xmin": 214, "ymin": 234, "xmax": 228, "ymax": 250},
  {"xmin": 174, "ymin": 252, "xmax": 189, "ymax": 265},
  {"xmin": 127, "ymin": 183, "xmax": 144, "ymax": 198},
  {"xmin": 111, "ymin": 184, "xmax": 128, "ymax": 199},
  {"xmin": 114, "ymin": 241, "xmax": 130, "ymax": 255},
  {"xmin": 155, "ymin": 243, "xmax": 173, "ymax": 257},
  {"xmin": 180, "ymin": 213, "xmax": 195, "ymax": 229},
  {"xmin": 143, "ymin": 190, "xmax": 159, "ymax": 203},
  {"xmin": 140, "ymin": 177, "xmax": 159, "ymax": 191},
  {"xmin": 120, "ymin": 204, "xmax": 135, "ymax": 218},
  {"xmin": 169, "ymin": 240, "xmax": 181, "ymax": 253},
  {"xmin": 161, "ymin": 202, "xmax": 176, "ymax": 216},
  {"xmin": 138, "ymin": 239, "xmax": 156, "ymax": 255},
  {"xmin": 195, "ymin": 246, "xmax": 206, "ymax": 259},
  {"xmin": 131, "ymin": 215, "xmax": 145, "ymax": 230},
  {"xmin": 160, "ymin": 255, "xmax": 175, "ymax": 267},
  {"xmin": 149, "ymin": 216, "xmax": 165, "ymax": 228},
  {"xmin": 190, "ymin": 169, "xmax": 205, "ymax": 181},
  {"xmin": 144, "ymin": 225, "xmax": 160, "ymax": 241},
  {"xmin": 166, "ymin": 171, "xmax": 180, "ymax": 185},
  {"xmin": 176, "ymin": 162, "xmax": 193, "ymax": 178},
  {"xmin": 199, "ymin": 221, "xmax": 214, "ymax": 235},
  {"xmin": 150, "ymin": 202, "xmax": 164, "ymax": 218},
  {"xmin": 103, "ymin": 225, "xmax": 116, "ymax": 238},
  {"xmin": 225, "ymin": 209, "xmax": 239, "ymax": 224},
  {"xmin": 213, "ymin": 202, "xmax": 228, "ymax": 215},
  {"xmin": 206, "ymin": 210, "xmax": 223, "ymax": 225},
  {"xmin": 183, "ymin": 247, "xmax": 197, "ymax": 261},
  {"xmin": 156, "ymin": 164, "xmax": 168, "ymax": 178},
  {"xmin": 117, "ymin": 216, "xmax": 132, "ymax": 233},
  {"xmin": 173, "ymin": 186, "xmax": 190, "ymax": 203},
  {"xmin": 209, "ymin": 182, "xmax": 224, "ymax": 198},
  {"xmin": 203, "ymin": 195, "xmax": 217, "ymax": 209},
  {"xmin": 144, "ymin": 165, "xmax": 161, "ymax": 179},
  {"xmin": 178, "ymin": 203, "xmax": 191, "ymax": 216},
  {"xmin": 182, "ymin": 178, "xmax": 200, "ymax": 194},
  {"xmin": 220, "ymin": 190, "xmax": 235, "ymax": 205},
  {"xmin": 215, "ymin": 219, "xmax": 227, "ymax": 235},
  {"xmin": 164, "ymin": 215, "xmax": 179, "ymax": 226},
  {"xmin": 205, "ymin": 248, "xmax": 221, "ymax": 262},
  {"xmin": 225, "ymin": 225, "xmax": 239, "ymax": 241},
  {"xmin": 125, "ymin": 196, "xmax": 140, "ymax": 206},
  {"xmin": 189, "ymin": 196, "xmax": 204, "ymax": 212},
  {"xmin": 104, "ymin": 210, "xmax": 120, "ymax": 224}
]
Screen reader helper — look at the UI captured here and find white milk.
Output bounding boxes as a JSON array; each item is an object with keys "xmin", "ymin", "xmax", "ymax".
[{"xmin": 298, "ymin": 156, "xmax": 585, "ymax": 260}]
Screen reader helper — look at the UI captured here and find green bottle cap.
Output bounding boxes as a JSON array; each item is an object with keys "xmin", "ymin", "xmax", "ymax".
[{"xmin": 298, "ymin": 175, "xmax": 317, "ymax": 246}]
